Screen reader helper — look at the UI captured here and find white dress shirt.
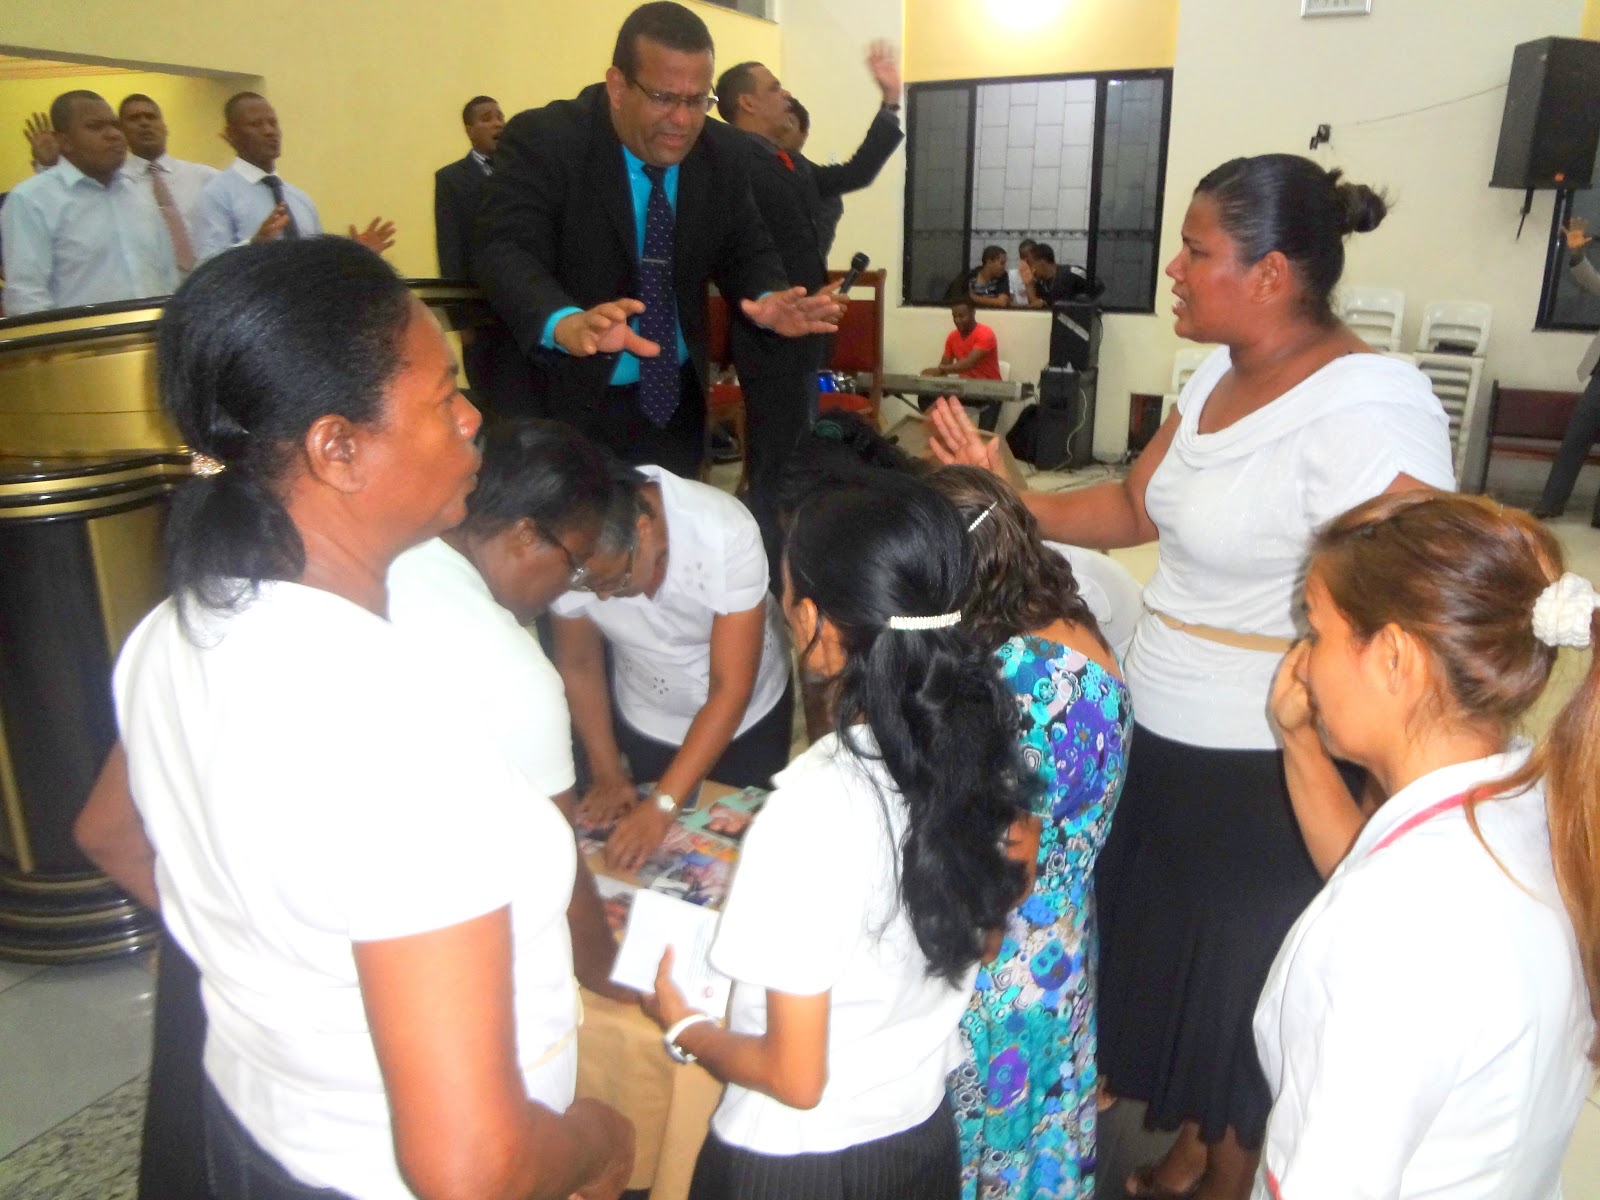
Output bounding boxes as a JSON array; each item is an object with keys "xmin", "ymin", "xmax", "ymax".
[
  {"xmin": 123, "ymin": 152, "xmax": 218, "ymax": 245},
  {"xmin": 1253, "ymin": 745, "xmax": 1594, "ymax": 1199},
  {"xmin": 193, "ymin": 156, "xmax": 322, "ymax": 264},
  {"xmin": 1, "ymin": 159, "xmax": 178, "ymax": 316}
]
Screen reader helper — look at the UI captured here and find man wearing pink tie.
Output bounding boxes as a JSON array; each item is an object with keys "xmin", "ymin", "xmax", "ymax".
[{"xmin": 117, "ymin": 94, "xmax": 217, "ymax": 277}]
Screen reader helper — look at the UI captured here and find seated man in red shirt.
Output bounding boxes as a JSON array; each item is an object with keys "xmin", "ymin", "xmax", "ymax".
[{"xmin": 922, "ymin": 300, "xmax": 1001, "ymax": 380}]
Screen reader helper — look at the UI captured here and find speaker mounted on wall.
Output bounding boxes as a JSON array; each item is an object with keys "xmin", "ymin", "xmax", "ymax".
[{"xmin": 1490, "ymin": 37, "xmax": 1600, "ymax": 192}]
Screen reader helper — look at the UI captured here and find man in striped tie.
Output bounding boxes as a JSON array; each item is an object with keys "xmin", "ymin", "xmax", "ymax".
[{"xmin": 117, "ymin": 94, "xmax": 217, "ymax": 278}]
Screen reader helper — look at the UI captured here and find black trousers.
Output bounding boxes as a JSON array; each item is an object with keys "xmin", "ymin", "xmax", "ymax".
[
  {"xmin": 741, "ymin": 364, "xmax": 821, "ymax": 587},
  {"xmin": 1536, "ymin": 369, "xmax": 1600, "ymax": 520},
  {"xmin": 549, "ymin": 361, "xmax": 706, "ymax": 480},
  {"xmin": 139, "ymin": 934, "xmax": 214, "ymax": 1200},
  {"xmin": 202, "ymin": 1078, "xmax": 353, "ymax": 1200},
  {"xmin": 614, "ymin": 680, "xmax": 795, "ymax": 792},
  {"xmin": 687, "ymin": 1099, "xmax": 960, "ymax": 1200}
]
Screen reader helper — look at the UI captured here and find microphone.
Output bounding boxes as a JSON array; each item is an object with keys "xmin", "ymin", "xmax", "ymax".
[{"xmin": 837, "ymin": 252, "xmax": 869, "ymax": 294}]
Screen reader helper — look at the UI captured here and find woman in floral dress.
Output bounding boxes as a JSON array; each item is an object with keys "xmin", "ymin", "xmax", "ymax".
[{"xmin": 931, "ymin": 467, "xmax": 1133, "ymax": 1200}]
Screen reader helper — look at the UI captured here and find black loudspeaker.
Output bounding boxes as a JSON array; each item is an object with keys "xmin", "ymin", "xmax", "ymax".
[
  {"xmin": 1490, "ymin": 37, "xmax": 1600, "ymax": 190},
  {"xmin": 1035, "ymin": 367, "xmax": 1097, "ymax": 470},
  {"xmin": 1048, "ymin": 301, "xmax": 1103, "ymax": 371}
]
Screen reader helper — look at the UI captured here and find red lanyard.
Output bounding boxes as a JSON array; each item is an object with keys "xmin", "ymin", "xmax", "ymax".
[{"xmin": 1367, "ymin": 790, "xmax": 1475, "ymax": 856}]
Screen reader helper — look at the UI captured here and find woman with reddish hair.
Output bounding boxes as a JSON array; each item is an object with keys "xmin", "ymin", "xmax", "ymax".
[{"xmin": 1257, "ymin": 490, "xmax": 1598, "ymax": 1197}]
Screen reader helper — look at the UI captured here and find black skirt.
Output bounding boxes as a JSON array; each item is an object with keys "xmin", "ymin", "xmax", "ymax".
[{"xmin": 1094, "ymin": 723, "xmax": 1326, "ymax": 1151}]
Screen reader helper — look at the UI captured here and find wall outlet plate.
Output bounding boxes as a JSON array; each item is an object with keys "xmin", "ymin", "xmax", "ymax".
[{"xmin": 1301, "ymin": 0, "xmax": 1372, "ymax": 15}]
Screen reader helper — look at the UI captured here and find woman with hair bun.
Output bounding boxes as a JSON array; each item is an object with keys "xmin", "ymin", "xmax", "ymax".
[
  {"xmin": 646, "ymin": 473, "xmax": 1036, "ymax": 1200},
  {"xmin": 1257, "ymin": 490, "xmax": 1597, "ymax": 1196},
  {"xmin": 930, "ymin": 154, "xmax": 1457, "ymax": 1198}
]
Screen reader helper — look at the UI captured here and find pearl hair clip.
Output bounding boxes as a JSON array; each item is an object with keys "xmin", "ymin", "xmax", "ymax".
[
  {"xmin": 967, "ymin": 502, "xmax": 998, "ymax": 533},
  {"xmin": 886, "ymin": 611, "xmax": 962, "ymax": 631}
]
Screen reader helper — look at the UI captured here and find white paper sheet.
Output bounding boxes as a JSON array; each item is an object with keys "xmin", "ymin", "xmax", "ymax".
[{"xmin": 610, "ymin": 887, "xmax": 731, "ymax": 1016}]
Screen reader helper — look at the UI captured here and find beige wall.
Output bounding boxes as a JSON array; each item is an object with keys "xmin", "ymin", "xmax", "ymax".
[
  {"xmin": 905, "ymin": 0, "xmax": 1178, "ymax": 81},
  {"xmin": 1, "ymin": 1, "xmax": 780, "ymax": 278},
  {"xmin": 0, "ymin": 70, "xmax": 245, "ymax": 193}
]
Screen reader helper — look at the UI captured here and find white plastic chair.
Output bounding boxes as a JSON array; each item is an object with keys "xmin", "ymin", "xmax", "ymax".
[
  {"xmin": 1337, "ymin": 286, "xmax": 1405, "ymax": 352},
  {"xmin": 1412, "ymin": 352, "xmax": 1487, "ymax": 486},
  {"xmin": 1045, "ymin": 542, "xmax": 1143, "ymax": 662},
  {"xmin": 1417, "ymin": 302, "xmax": 1492, "ymax": 356}
]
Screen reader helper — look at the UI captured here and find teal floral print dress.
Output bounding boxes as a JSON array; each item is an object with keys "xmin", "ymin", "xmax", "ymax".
[{"xmin": 950, "ymin": 635, "xmax": 1133, "ymax": 1200}]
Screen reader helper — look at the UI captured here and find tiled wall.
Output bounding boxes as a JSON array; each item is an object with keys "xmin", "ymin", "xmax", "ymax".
[
  {"xmin": 905, "ymin": 73, "xmax": 1170, "ymax": 307},
  {"xmin": 1095, "ymin": 77, "xmax": 1165, "ymax": 309},
  {"xmin": 968, "ymin": 78, "xmax": 1097, "ymax": 271}
]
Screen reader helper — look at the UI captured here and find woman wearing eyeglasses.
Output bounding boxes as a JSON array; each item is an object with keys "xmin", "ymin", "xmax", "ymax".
[{"xmin": 550, "ymin": 461, "xmax": 793, "ymax": 872}]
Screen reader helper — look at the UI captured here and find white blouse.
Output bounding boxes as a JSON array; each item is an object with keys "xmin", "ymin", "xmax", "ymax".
[
  {"xmin": 1253, "ymin": 746, "xmax": 1594, "ymax": 1199},
  {"xmin": 1126, "ymin": 348, "xmax": 1456, "ymax": 749},
  {"xmin": 115, "ymin": 582, "xmax": 578, "ymax": 1200},
  {"xmin": 550, "ymin": 464, "xmax": 789, "ymax": 745},
  {"xmin": 708, "ymin": 730, "xmax": 975, "ymax": 1155}
]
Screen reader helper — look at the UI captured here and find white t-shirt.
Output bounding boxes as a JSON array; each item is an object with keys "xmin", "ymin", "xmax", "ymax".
[
  {"xmin": 388, "ymin": 537, "xmax": 575, "ymax": 798},
  {"xmin": 1125, "ymin": 348, "xmax": 1456, "ymax": 749},
  {"xmin": 709, "ymin": 730, "xmax": 976, "ymax": 1155},
  {"xmin": 550, "ymin": 465, "xmax": 789, "ymax": 744},
  {"xmin": 114, "ymin": 582, "xmax": 579, "ymax": 1200},
  {"xmin": 1253, "ymin": 746, "xmax": 1593, "ymax": 1199}
]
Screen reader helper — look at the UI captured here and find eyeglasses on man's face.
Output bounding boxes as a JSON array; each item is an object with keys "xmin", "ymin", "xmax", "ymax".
[{"xmin": 626, "ymin": 76, "xmax": 717, "ymax": 114}]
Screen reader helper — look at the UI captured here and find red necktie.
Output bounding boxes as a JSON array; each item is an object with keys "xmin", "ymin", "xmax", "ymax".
[{"xmin": 776, "ymin": 150, "xmax": 795, "ymax": 172}]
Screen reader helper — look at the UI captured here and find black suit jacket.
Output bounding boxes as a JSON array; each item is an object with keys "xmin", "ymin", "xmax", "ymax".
[
  {"xmin": 474, "ymin": 83, "xmax": 787, "ymax": 405},
  {"xmin": 434, "ymin": 152, "xmax": 490, "ymax": 281},
  {"xmin": 731, "ymin": 108, "xmax": 903, "ymax": 377}
]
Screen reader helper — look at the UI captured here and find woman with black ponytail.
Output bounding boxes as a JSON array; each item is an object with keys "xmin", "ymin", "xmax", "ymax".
[
  {"xmin": 646, "ymin": 473, "xmax": 1034, "ymax": 1200},
  {"xmin": 105, "ymin": 238, "xmax": 634, "ymax": 1200}
]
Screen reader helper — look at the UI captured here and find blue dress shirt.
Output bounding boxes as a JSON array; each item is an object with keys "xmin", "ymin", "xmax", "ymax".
[
  {"xmin": 193, "ymin": 158, "xmax": 323, "ymax": 265},
  {"xmin": 540, "ymin": 147, "xmax": 689, "ymax": 384},
  {"xmin": 1, "ymin": 160, "xmax": 178, "ymax": 316}
]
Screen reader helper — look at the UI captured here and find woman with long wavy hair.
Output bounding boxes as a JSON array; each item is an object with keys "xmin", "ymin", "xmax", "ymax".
[{"xmin": 647, "ymin": 473, "xmax": 1035, "ymax": 1200}]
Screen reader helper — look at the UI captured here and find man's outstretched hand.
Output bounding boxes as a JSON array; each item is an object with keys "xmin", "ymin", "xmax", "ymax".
[
  {"xmin": 742, "ymin": 286, "xmax": 842, "ymax": 339},
  {"xmin": 554, "ymin": 300, "xmax": 662, "ymax": 358}
]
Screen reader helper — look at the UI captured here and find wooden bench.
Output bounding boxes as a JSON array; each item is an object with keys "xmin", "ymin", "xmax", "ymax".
[{"xmin": 1477, "ymin": 382, "xmax": 1597, "ymax": 492}]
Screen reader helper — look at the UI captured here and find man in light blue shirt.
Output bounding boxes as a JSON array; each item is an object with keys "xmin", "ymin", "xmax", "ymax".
[
  {"xmin": 193, "ymin": 92, "xmax": 394, "ymax": 264},
  {"xmin": 1, "ymin": 90, "xmax": 177, "ymax": 317}
]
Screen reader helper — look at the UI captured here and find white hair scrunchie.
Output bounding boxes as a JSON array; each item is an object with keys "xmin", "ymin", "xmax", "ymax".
[{"xmin": 1532, "ymin": 572, "xmax": 1599, "ymax": 649}]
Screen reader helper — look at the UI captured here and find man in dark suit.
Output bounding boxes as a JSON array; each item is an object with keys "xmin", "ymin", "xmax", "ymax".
[
  {"xmin": 717, "ymin": 44, "xmax": 905, "ymax": 573},
  {"xmin": 435, "ymin": 95, "xmax": 504, "ymax": 281},
  {"xmin": 435, "ymin": 96, "xmax": 539, "ymax": 417},
  {"xmin": 474, "ymin": 1, "xmax": 839, "ymax": 479}
]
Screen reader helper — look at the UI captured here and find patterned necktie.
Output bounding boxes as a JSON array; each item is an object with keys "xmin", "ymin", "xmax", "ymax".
[
  {"xmin": 636, "ymin": 164, "xmax": 680, "ymax": 427},
  {"xmin": 261, "ymin": 174, "xmax": 301, "ymax": 239},
  {"xmin": 149, "ymin": 161, "xmax": 195, "ymax": 273}
]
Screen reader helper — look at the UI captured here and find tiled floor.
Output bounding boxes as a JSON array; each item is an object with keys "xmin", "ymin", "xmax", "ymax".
[{"xmin": 1, "ymin": 452, "xmax": 1597, "ymax": 1198}]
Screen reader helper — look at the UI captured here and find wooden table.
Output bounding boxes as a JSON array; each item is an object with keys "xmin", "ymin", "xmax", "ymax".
[{"xmin": 573, "ymin": 782, "xmax": 739, "ymax": 1198}]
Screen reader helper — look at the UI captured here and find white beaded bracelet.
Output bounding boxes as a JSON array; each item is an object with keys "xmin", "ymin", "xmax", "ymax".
[{"xmin": 663, "ymin": 1012, "xmax": 719, "ymax": 1064}]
